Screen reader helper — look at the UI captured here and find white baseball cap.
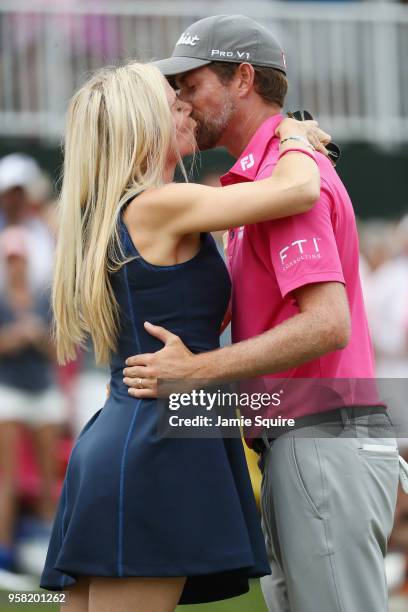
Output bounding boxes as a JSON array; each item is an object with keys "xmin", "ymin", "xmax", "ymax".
[{"xmin": 0, "ymin": 153, "xmax": 41, "ymax": 194}]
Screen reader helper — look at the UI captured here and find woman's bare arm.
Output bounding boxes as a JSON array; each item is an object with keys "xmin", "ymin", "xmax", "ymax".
[{"xmin": 134, "ymin": 118, "xmax": 321, "ymax": 235}]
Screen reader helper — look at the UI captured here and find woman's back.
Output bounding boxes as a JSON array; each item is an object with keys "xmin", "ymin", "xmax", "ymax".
[{"xmin": 109, "ymin": 209, "xmax": 231, "ymax": 393}]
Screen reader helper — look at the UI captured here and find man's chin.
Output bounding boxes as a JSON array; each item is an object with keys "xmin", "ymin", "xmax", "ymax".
[{"xmin": 196, "ymin": 135, "xmax": 221, "ymax": 152}]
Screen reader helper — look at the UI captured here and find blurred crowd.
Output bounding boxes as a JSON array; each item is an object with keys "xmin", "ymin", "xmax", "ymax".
[
  {"xmin": 0, "ymin": 153, "xmax": 108, "ymax": 591},
  {"xmin": 360, "ymin": 217, "xmax": 408, "ymax": 380},
  {"xmin": 0, "ymin": 156, "xmax": 407, "ymax": 601},
  {"xmin": 358, "ymin": 217, "xmax": 408, "ymax": 601}
]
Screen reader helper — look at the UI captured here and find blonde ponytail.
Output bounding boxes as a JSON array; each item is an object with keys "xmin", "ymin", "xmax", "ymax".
[{"xmin": 52, "ymin": 63, "xmax": 173, "ymax": 364}]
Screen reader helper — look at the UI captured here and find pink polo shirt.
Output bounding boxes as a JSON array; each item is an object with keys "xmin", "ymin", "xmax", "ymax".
[{"xmin": 221, "ymin": 115, "xmax": 378, "ymax": 436}]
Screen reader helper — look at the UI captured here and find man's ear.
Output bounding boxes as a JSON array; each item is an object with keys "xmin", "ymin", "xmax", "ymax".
[{"xmin": 235, "ymin": 63, "xmax": 255, "ymax": 98}]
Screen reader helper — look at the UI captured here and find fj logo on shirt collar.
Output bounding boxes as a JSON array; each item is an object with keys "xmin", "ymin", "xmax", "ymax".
[
  {"xmin": 176, "ymin": 33, "xmax": 200, "ymax": 46},
  {"xmin": 240, "ymin": 154, "xmax": 255, "ymax": 171}
]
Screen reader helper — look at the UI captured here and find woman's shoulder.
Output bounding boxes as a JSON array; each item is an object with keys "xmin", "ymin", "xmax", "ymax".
[{"xmin": 123, "ymin": 183, "xmax": 201, "ymax": 228}]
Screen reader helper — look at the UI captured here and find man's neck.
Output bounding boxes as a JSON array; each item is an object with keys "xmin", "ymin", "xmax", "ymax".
[{"xmin": 219, "ymin": 104, "xmax": 282, "ymax": 158}]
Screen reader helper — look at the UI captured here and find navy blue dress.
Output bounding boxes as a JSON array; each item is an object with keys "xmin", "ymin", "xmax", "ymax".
[{"xmin": 40, "ymin": 207, "xmax": 270, "ymax": 604}]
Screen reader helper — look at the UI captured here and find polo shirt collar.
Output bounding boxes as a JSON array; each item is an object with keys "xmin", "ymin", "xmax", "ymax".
[{"xmin": 221, "ymin": 113, "xmax": 284, "ymax": 185}]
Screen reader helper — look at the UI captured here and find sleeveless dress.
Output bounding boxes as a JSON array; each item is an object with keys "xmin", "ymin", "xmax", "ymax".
[{"xmin": 40, "ymin": 206, "xmax": 270, "ymax": 604}]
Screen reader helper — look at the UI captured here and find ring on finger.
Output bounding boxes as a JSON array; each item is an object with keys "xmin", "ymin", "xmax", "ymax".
[{"xmin": 137, "ymin": 377, "xmax": 143, "ymax": 389}]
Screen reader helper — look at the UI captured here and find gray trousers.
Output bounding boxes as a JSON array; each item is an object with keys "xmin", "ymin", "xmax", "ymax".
[{"xmin": 259, "ymin": 409, "xmax": 400, "ymax": 612}]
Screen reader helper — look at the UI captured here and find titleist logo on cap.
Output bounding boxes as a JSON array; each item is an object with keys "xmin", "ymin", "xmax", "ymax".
[{"xmin": 176, "ymin": 33, "xmax": 200, "ymax": 46}]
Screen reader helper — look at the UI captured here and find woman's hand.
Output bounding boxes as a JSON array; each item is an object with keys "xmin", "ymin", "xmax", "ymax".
[{"xmin": 276, "ymin": 117, "xmax": 332, "ymax": 157}]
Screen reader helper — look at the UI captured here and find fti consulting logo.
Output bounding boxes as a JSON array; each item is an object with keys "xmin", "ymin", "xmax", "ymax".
[{"xmin": 279, "ymin": 237, "xmax": 322, "ymax": 270}]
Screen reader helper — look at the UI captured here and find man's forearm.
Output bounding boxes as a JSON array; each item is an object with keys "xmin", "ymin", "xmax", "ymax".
[
  {"xmin": 123, "ymin": 283, "xmax": 350, "ymax": 393},
  {"xmin": 190, "ymin": 311, "xmax": 346, "ymax": 381}
]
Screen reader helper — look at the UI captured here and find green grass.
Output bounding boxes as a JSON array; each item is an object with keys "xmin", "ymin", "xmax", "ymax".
[{"xmin": 0, "ymin": 580, "xmax": 267, "ymax": 612}]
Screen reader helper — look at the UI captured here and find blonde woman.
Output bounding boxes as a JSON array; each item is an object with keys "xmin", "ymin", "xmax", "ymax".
[{"xmin": 39, "ymin": 62, "xmax": 323, "ymax": 612}]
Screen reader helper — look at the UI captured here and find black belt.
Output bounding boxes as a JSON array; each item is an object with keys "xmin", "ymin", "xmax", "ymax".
[{"xmin": 251, "ymin": 406, "xmax": 389, "ymax": 455}]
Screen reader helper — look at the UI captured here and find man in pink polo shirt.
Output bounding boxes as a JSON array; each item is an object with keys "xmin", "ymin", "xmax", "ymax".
[
  {"xmin": 224, "ymin": 114, "xmax": 373, "ymax": 379},
  {"xmin": 222, "ymin": 113, "xmax": 380, "ymax": 433},
  {"xmin": 123, "ymin": 15, "xmax": 400, "ymax": 612}
]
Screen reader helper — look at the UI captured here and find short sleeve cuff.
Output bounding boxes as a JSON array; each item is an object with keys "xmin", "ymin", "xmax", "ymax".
[{"xmin": 279, "ymin": 271, "xmax": 345, "ymax": 299}]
